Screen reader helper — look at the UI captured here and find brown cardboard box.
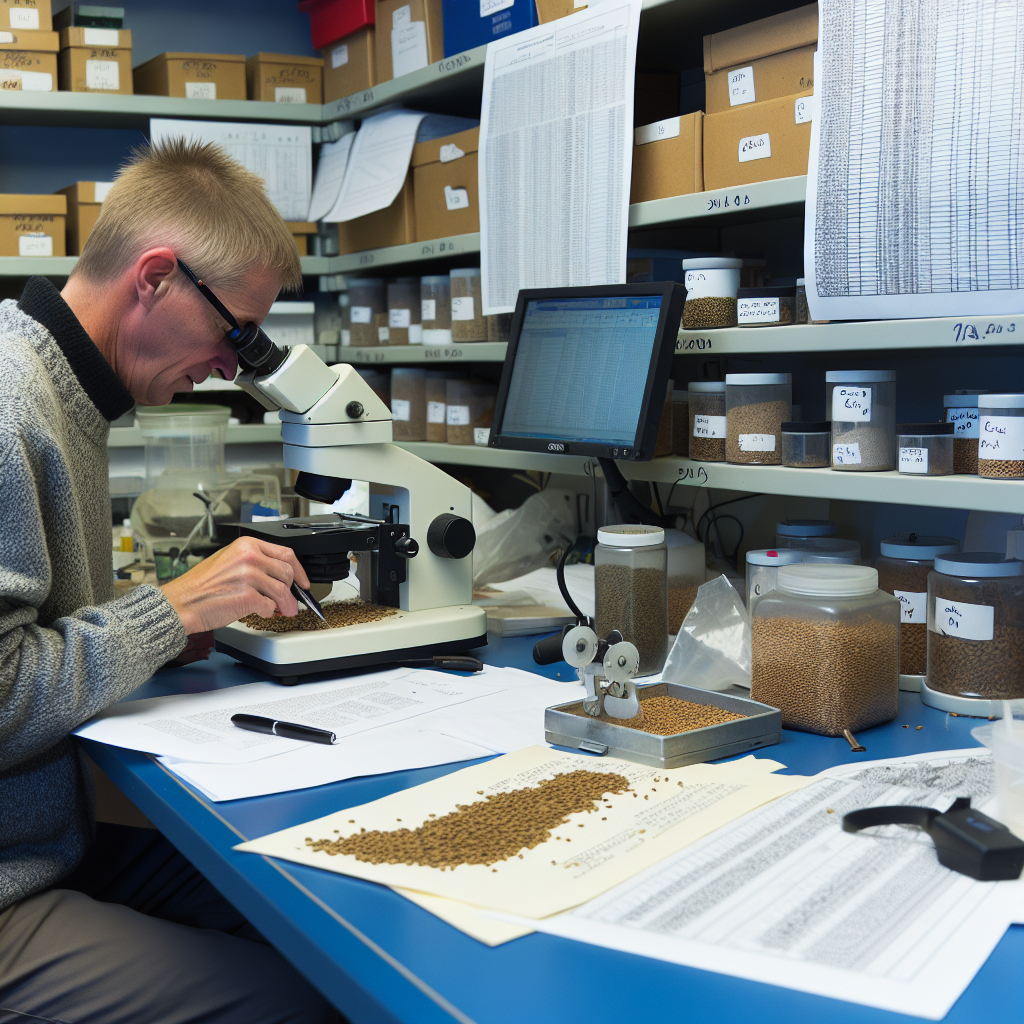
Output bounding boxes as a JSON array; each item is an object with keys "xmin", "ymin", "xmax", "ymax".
[
  {"xmin": 323, "ymin": 26, "xmax": 375, "ymax": 103},
  {"xmin": 374, "ymin": 0, "xmax": 443, "ymax": 83},
  {"xmin": 336, "ymin": 174, "xmax": 415, "ymax": 255},
  {"xmin": 703, "ymin": 90, "xmax": 812, "ymax": 190},
  {"xmin": 0, "ymin": 193, "xmax": 65, "ymax": 257},
  {"xmin": 0, "ymin": 28, "xmax": 57, "ymax": 90},
  {"xmin": 246, "ymin": 52, "xmax": 323, "ymax": 104},
  {"xmin": 0, "ymin": 0, "xmax": 52, "ymax": 31},
  {"xmin": 536, "ymin": 0, "xmax": 586, "ymax": 22},
  {"xmin": 411, "ymin": 126, "xmax": 478, "ymax": 242},
  {"xmin": 705, "ymin": 44, "xmax": 814, "ymax": 114},
  {"xmin": 629, "ymin": 112, "xmax": 703, "ymax": 205},
  {"xmin": 286, "ymin": 221, "xmax": 318, "ymax": 255},
  {"xmin": 56, "ymin": 181, "xmax": 110, "ymax": 255},
  {"xmin": 133, "ymin": 52, "xmax": 246, "ymax": 101},
  {"xmin": 59, "ymin": 27, "xmax": 132, "ymax": 93},
  {"xmin": 703, "ymin": 3, "xmax": 817, "ymax": 73}
]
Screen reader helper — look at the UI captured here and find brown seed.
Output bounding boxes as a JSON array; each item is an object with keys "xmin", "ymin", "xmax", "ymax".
[
  {"xmin": 916, "ymin": 725, "xmax": 923, "ymax": 730},
  {"xmin": 595, "ymin": 565, "xmax": 668, "ymax": 674},
  {"xmin": 726, "ymin": 399, "xmax": 790, "ymax": 466},
  {"xmin": 241, "ymin": 600, "xmax": 397, "ymax": 633},
  {"xmin": 682, "ymin": 295, "xmax": 736, "ymax": 330},
  {"xmin": 565, "ymin": 694, "xmax": 743, "ymax": 736}
]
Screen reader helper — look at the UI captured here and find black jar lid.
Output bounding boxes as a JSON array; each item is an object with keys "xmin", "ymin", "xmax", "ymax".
[
  {"xmin": 897, "ymin": 422, "xmax": 955, "ymax": 435},
  {"xmin": 781, "ymin": 421, "xmax": 830, "ymax": 433}
]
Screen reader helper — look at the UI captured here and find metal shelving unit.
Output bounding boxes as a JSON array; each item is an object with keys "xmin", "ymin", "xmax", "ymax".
[
  {"xmin": 335, "ymin": 341, "xmax": 505, "ymax": 365},
  {"xmin": 0, "ymin": 255, "xmax": 333, "ymax": 278},
  {"xmin": 630, "ymin": 175, "xmax": 806, "ymax": 229},
  {"xmin": 107, "ymin": 424, "xmax": 281, "ymax": 448}
]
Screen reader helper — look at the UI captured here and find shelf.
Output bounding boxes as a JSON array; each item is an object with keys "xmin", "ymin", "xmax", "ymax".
[
  {"xmin": 629, "ymin": 176, "xmax": 807, "ymax": 229},
  {"xmin": 336, "ymin": 342, "xmax": 506, "ymax": 365},
  {"xmin": 0, "ymin": 256, "xmax": 334, "ymax": 278},
  {"xmin": 397, "ymin": 442, "xmax": 595, "ymax": 475},
  {"xmin": 319, "ymin": 233, "xmax": 481, "ymax": 286},
  {"xmin": 108, "ymin": 424, "xmax": 281, "ymax": 447}
]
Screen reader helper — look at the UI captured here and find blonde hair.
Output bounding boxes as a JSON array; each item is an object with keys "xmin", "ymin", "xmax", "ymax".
[{"xmin": 73, "ymin": 138, "xmax": 302, "ymax": 292}]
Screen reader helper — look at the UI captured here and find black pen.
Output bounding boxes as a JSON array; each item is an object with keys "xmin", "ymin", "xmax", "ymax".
[{"xmin": 231, "ymin": 713, "xmax": 336, "ymax": 745}]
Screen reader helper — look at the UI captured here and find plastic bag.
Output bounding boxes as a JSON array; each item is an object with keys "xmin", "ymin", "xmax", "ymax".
[{"xmin": 661, "ymin": 574, "xmax": 751, "ymax": 691}]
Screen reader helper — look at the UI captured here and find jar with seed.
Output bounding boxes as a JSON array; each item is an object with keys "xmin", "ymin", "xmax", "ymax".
[
  {"xmin": 736, "ymin": 286, "xmax": 796, "ymax": 327},
  {"xmin": 654, "ymin": 379, "xmax": 673, "ymax": 457},
  {"xmin": 827, "ymin": 369, "xmax": 897, "ymax": 471},
  {"xmin": 445, "ymin": 379, "xmax": 496, "ymax": 445},
  {"xmin": 425, "ymin": 370, "xmax": 449, "ymax": 443},
  {"xmin": 795, "ymin": 277, "xmax": 810, "ymax": 324},
  {"xmin": 386, "ymin": 278, "xmax": 421, "ymax": 346},
  {"xmin": 671, "ymin": 390, "xmax": 689, "ymax": 456},
  {"xmin": 356, "ymin": 368, "xmax": 390, "ymax": 408},
  {"xmin": 595, "ymin": 525, "xmax": 668, "ymax": 676},
  {"xmin": 745, "ymin": 547, "xmax": 802, "ymax": 614},
  {"xmin": 751, "ymin": 564, "xmax": 900, "ymax": 736},
  {"xmin": 977, "ymin": 394, "xmax": 1024, "ymax": 480},
  {"xmin": 924, "ymin": 553, "xmax": 1024, "ymax": 712},
  {"xmin": 725, "ymin": 372, "xmax": 792, "ymax": 465},
  {"xmin": 450, "ymin": 268, "xmax": 486, "ymax": 342},
  {"xmin": 681, "ymin": 257, "xmax": 742, "ymax": 329},
  {"xmin": 775, "ymin": 519, "xmax": 838, "ymax": 550},
  {"xmin": 688, "ymin": 381, "xmax": 726, "ymax": 462},
  {"xmin": 666, "ymin": 529, "xmax": 704, "ymax": 633},
  {"xmin": 390, "ymin": 368, "xmax": 427, "ymax": 442},
  {"xmin": 897, "ymin": 422, "xmax": 954, "ymax": 476},
  {"xmin": 486, "ymin": 312, "xmax": 512, "ymax": 344},
  {"xmin": 944, "ymin": 392, "xmax": 986, "ymax": 474},
  {"xmin": 421, "ymin": 275, "xmax": 452, "ymax": 345},
  {"xmin": 781, "ymin": 420, "xmax": 830, "ymax": 468},
  {"xmin": 347, "ymin": 278, "xmax": 385, "ymax": 348}
]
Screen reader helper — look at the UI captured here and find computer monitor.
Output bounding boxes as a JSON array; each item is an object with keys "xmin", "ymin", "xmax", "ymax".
[{"xmin": 489, "ymin": 283, "xmax": 685, "ymax": 461}]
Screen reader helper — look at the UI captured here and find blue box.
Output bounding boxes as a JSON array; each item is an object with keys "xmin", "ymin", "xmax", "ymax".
[{"xmin": 442, "ymin": 0, "xmax": 537, "ymax": 56}]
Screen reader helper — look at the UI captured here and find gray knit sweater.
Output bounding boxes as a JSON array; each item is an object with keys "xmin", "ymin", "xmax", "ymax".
[{"xmin": 0, "ymin": 279, "xmax": 187, "ymax": 912}]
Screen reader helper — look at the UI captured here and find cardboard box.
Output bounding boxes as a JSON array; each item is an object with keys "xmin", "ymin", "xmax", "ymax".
[
  {"xmin": 133, "ymin": 52, "xmax": 246, "ymax": 101},
  {"xmin": 58, "ymin": 26, "xmax": 131, "ymax": 93},
  {"xmin": 56, "ymin": 180, "xmax": 110, "ymax": 255},
  {"xmin": 441, "ymin": 0, "xmax": 536, "ymax": 57},
  {"xmin": 299, "ymin": 0, "xmax": 374, "ymax": 50},
  {"xmin": 323, "ymin": 25, "xmax": 375, "ymax": 102},
  {"xmin": 536, "ymin": 0, "xmax": 587, "ymax": 22},
  {"xmin": 705, "ymin": 44, "xmax": 814, "ymax": 114},
  {"xmin": 0, "ymin": 193, "xmax": 66, "ymax": 257},
  {"xmin": 286, "ymin": 221, "xmax": 318, "ymax": 255},
  {"xmin": 246, "ymin": 52, "xmax": 323, "ymax": 104},
  {"xmin": 703, "ymin": 3, "xmax": 817, "ymax": 73},
  {"xmin": 374, "ymin": 0, "xmax": 443, "ymax": 83},
  {"xmin": 336, "ymin": 173, "xmax": 415, "ymax": 255},
  {"xmin": 411, "ymin": 126, "xmax": 478, "ymax": 242},
  {"xmin": 703, "ymin": 90, "xmax": 812, "ymax": 190},
  {"xmin": 629, "ymin": 112, "xmax": 703, "ymax": 205},
  {"xmin": 0, "ymin": 0, "xmax": 52, "ymax": 31},
  {"xmin": 0, "ymin": 28, "xmax": 56, "ymax": 89}
]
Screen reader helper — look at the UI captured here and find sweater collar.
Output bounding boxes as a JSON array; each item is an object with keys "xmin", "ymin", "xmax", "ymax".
[{"xmin": 18, "ymin": 276, "xmax": 135, "ymax": 423}]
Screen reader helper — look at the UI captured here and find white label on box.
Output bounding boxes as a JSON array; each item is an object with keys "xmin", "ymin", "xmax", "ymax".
[
  {"xmin": 833, "ymin": 442, "xmax": 862, "ymax": 465},
  {"xmin": 392, "ymin": 21, "xmax": 428, "ymax": 78},
  {"xmin": 794, "ymin": 95, "xmax": 813, "ymax": 124},
  {"xmin": 275, "ymin": 86, "xmax": 307, "ymax": 103},
  {"xmin": 728, "ymin": 66, "xmax": 755, "ymax": 106},
  {"xmin": 451, "ymin": 295, "xmax": 475, "ymax": 320},
  {"xmin": 18, "ymin": 233, "xmax": 52, "ymax": 257},
  {"xmin": 350, "ymin": 305, "xmax": 372, "ymax": 324},
  {"xmin": 934, "ymin": 598, "xmax": 994, "ymax": 641},
  {"xmin": 447, "ymin": 405, "xmax": 470, "ymax": 426},
  {"xmin": 332, "ymin": 43, "xmax": 349, "ymax": 68},
  {"xmin": 474, "ymin": 427, "xmax": 491, "ymax": 445},
  {"xmin": 0, "ymin": 31, "xmax": 13, "ymax": 42},
  {"xmin": 185, "ymin": 81, "xmax": 216, "ymax": 99},
  {"xmin": 427, "ymin": 401, "xmax": 446, "ymax": 424},
  {"xmin": 832, "ymin": 385, "xmax": 872, "ymax": 421},
  {"xmin": 894, "ymin": 589, "xmax": 927, "ymax": 624},
  {"xmin": 9, "ymin": 7, "xmax": 38, "ymax": 28},
  {"xmin": 481, "ymin": 0, "xmax": 514, "ymax": 15},
  {"xmin": 439, "ymin": 143, "xmax": 465, "ymax": 163},
  {"xmin": 738, "ymin": 132, "xmax": 771, "ymax": 162},
  {"xmin": 978, "ymin": 415, "xmax": 1024, "ymax": 460},
  {"xmin": 737, "ymin": 297, "xmax": 780, "ymax": 323},
  {"xmin": 393, "ymin": 3, "xmax": 412, "ymax": 26},
  {"xmin": 85, "ymin": 60, "xmax": 119, "ymax": 91},
  {"xmin": 421, "ymin": 298, "xmax": 436, "ymax": 321},
  {"xmin": 409, "ymin": 323, "xmax": 422, "ymax": 344},
  {"xmin": 391, "ymin": 398, "xmax": 411, "ymax": 422},
  {"xmin": 693, "ymin": 414, "xmax": 726, "ymax": 439},
  {"xmin": 0, "ymin": 71, "xmax": 21, "ymax": 90},
  {"xmin": 738, "ymin": 433, "xmax": 776, "ymax": 452},
  {"xmin": 378, "ymin": 325, "xmax": 390, "ymax": 342},
  {"xmin": 93, "ymin": 181, "xmax": 114, "ymax": 202},
  {"xmin": 946, "ymin": 407, "xmax": 980, "ymax": 438},
  {"xmin": 341, "ymin": 329, "xmax": 351, "ymax": 346},
  {"xmin": 899, "ymin": 446, "xmax": 929, "ymax": 473},
  {"xmin": 19, "ymin": 70, "xmax": 51, "ymax": 91},
  {"xmin": 444, "ymin": 185, "xmax": 470, "ymax": 210},
  {"xmin": 389, "ymin": 307, "xmax": 412, "ymax": 329},
  {"xmin": 634, "ymin": 116, "xmax": 681, "ymax": 146},
  {"xmin": 83, "ymin": 28, "xmax": 119, "ymax": 46}
]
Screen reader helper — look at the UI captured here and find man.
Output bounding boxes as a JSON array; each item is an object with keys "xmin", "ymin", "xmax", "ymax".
[{"xmin": 0, "ymin": 140, "xmax": 335, "ymax": 1022}]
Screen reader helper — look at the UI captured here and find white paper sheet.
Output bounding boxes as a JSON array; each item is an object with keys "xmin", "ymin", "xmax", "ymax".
[
  {"xmin": 478, "ymin": 0, "xmax": 641, "ymax": 313},
  {"xmin": 307, "ymin": 128, "xmax": 355, "ymax": 222},
  {"xmin": 805, "ymin": 0, "xmax": 1024, "ymax": 320},
  {"xmin": 149, "ymin": 119, "xmax": 312, "ymax": 222},
  {"xmin": 486, "ymin": 564, "xmax": 595, "ymax": 620}
]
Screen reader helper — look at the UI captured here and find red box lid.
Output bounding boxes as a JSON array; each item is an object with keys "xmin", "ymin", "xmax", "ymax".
[{"xmin": 298, "ymin": 0, "xmax": 374, "ymax": 50}]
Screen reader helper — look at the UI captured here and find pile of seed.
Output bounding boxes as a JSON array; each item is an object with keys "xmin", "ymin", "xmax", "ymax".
[
  {"xmin": 304, "ymin": 770, "xmax": 630, "ymax": 868},
  {"xmin": 241, "ymin": 601, "xmax": 398, "ymax": 633},
  {"xmin": 953, "ymin": 437, "xmax": 979, "ymax": 474},
  {"xmin": 726, "ymin": 399, "xmax": 790, "ymax": 465},
  {"xmin": 682, "ymin": 296, "xmax": 736, "ymax": 329},
  {"xmin": 875, "ymin": 560, "xmax": 931, "ymax": 675},
  {"xmin": 978, "ymin": 458, "xmax": 1024, "ymax": 479},
  {"xmin": 928, "ymin": 624, "xmax": 1024, "ymax": 698},
  {"xmin": 595, "ymin": 564, "xmax": 668, "ymax": 675},
  {"xmin": 668, "ymin": 583, "xmax": 700, "ymax": 633},
  {"xmin": 751, "ymin": 615, "xmax": 899, "ymax": 736},
  {"xmin": 689, "ymin": 393, "xmax": 726, "ymax": 462},
  {"xmin": 831, "ymin": 426, "xmax": 895, "ymax": 471},
  {"xmin": 565, "ymin": 693, "xmax": 744, "ymax": 735}
]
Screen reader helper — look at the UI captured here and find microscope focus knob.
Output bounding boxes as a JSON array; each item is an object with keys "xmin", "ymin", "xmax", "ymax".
[
  {"xmin": 426, "ymin": 514, "xmax": 475, "ymax": 559},
  {"xmin": 394, "ymin": 536, "xmax": 419, "ymax": 559},
  {"xmin": 346, "ymin": 401, "xmax": 364, "ymax": 419}
]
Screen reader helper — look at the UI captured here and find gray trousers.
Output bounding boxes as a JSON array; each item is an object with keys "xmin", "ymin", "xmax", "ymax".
[{"xmin": 0, "ymin": 825, "xmax": 337, "ymax": 1024}]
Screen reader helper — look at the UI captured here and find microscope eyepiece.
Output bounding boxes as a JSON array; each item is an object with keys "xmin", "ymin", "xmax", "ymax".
[{"xmin": 231, "ymin": 322, "xmax": 288, "ymax": 376}]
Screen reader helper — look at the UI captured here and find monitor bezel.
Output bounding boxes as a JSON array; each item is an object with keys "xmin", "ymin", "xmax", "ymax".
[{"xmin": 489, "ymin": 282, "xmax": 685, "ymax": 462}]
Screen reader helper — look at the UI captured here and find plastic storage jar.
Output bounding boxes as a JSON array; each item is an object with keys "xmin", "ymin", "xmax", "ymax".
[
  {"xmin": 450, "ymin": 269, "xmax": 486, "ymax": 342},
  {"xmin": 595, "ymin": 525, "xmax": 668, "ymax": 676},
  {"xmin": 666, "ymin": 529, "xmax": 704, "ymax": 633},
  {"xmin": 386, "ymin": 278, "xmax": 421, "ymax": 346},
  {"xmin": 688, "ymin": 381, "xmax": 727, "ymax": 462},
  {"xmin": 745, "ymin": 548, "xmax": 802, "ymax": 613},
  {"xmin": 445, "ymin": 380, "xmax": 496, "ymax": 445},
  {"xmin": 725, "ymin": 372, "xmax": 792, "ymax": 465},
  {"xmin": 827, "ymin": 369, "xmax": 896, "ymax": 471},
  {"xmin": 421, "ymin": 276, "xmax": 452, "ymax": 345},
  {"xmin": 347, "ymin": 278, "xmax": 386, "ymax": 348},
  {"xmin": 978, "ymin": 394, "xmax": 1024, "ymax": 480},
  {"xmin": 875, "ymin": 535, "xmax": 960, "ymax": 685},
  {"xmin": 795, "ymin": 277, "xmax": 809, "ymax": 324},
  {"xmin": 671, "ymin": 390, "xmax": 689, "ymax": 456},
  {"xmin": 425, "ymin": 371, "xmax": 449, "ymax": 443},
  {"xmin": 782, "ymin": 421, "xmax": 830, "ymax": 468},
  {"xmin": 681, "ymin": 257, "xmax": 742, "ymax": 329},
  {"xmin": 944, "ymin": 392, "xmax": 986, "ymax": 474},
  {"xmin": 390, "ymin": 368, "xmax": 427, "ymax": 442},
  {"xmin": 775, "ymin": 519, "xmax": 837, "ymax": 549},
  {"xmin": 897, "ymin": 423, "xmax": 954, "ymax": 476},
  {"xmin": 736, "ymin": 286, "xmax": 796, "ymax": 327},
  {"xmin": 750, "ymin": 564, "xmax": 900, "ymax": 736},
  {"xmin": 798, "ymin": 538, "xmax": 861, "ymax": 564},
  {"xmin": 486, "ymin": 312, "xmax": 512, "ymax": 344},
  {"xmin": 923, "ymin": 553, "xmax": 1024, "ymax": 714}
]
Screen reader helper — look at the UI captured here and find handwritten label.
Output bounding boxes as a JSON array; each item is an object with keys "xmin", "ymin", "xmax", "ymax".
[
  {"xmin": 447, "ymin": 404, "xmax": 470, "ymax": 426},
  {"xmin": 444, "ymin": 185, "xmax": 470, "ymax": 210},
  {"xmin": 392, "ymin": 20, "xmax": 428, "ymax": 78},
  {"xmin": 18, "ymin": 233, "xmax": 52, "ymax": 257},
  {"xmin": 9, "ymin": 7, "xmax": 38, "ymax": 28},
  {"xmin": 706, "ymin": 192, "xmax": 753, "ymax": 211},
  {"xmin": 693, "ymin": 414, "xmax": 726, "ymax": 439},
  {"xmin": 832, "ymin": 385, "xmax": 872, "ymax": 422},
  {"xmin": 934, "ymin": 598, "xmax": 994, "ymax": 641},
  {"xmin": 391, "ymin": 399, "xmax": 411, "ymax": 422},
  {"xmin": 353, "ymin": 349, "xmax": 386, "ymax": 363},
  {"xmin": 185, "ymin": 81, "xmax": 216, "ymax": 99},
  {"xmin": 351, "ymin": 306, "xmax": 374, "ymax": 325},
  {"xmin": 0, "ymin": 31, "xmax": 12, "ymax": 42},
  {"xmin": 978, "ymin": 415, "xmax": 1024, "ymax": 460},
  {"xmin": 421, "ymin": 298, "xmax": 436, "ymax": 321},
  {"xmin": 894, "ymin": 590, "xmax": 926, "ymax": 624},
  {"xmin": 675, "ymin": 336, "xmax": 713, "ymax": 352},
  {"xmin": 946, "ymin": 407, "xmax": 980, "ymax": 438},
  {"xmin": 275, "ymin": 86, "xmax": 306, "ymax": 103},
  {"xmin": 899, "ymin": 447, "xmax": 929, "ymax": 473},
  {"xmin": 332, "ymin": 43, "xmax": 349, "ymax": 68},
  {"xmin": 833, "ymin": 442, "xmax": 861, "ymax": 465},
  {"xmin": 952, "ymin": 321, "xmax": 1016, "ymax": 343},
  {"xmin": 737, "ymin": 297, "xmax": 779, "ymax": 324},
  {"xmin": 481, "ymin": 0, "xmax": 514, "ymax": 13},
  {"xmin": 738, "ymin": 132, "xmax": 771, "ymax": 163},
  {"xmin": 439, "ymin": 143, "xmax": 465, "ymax": 163},
  {"xmin": 388, "ymin": 308, "xmax": 412, "ymax": 329},
  {"xmin": 675, "ymin": 465, "xmax": 709, "ymax": 485},
  {"xmin": 634, "ymin": 116, "xmax": 681, "ymax": 146},
  {"xmin": 425, "ymin": 347, "xmax": 464, "ymax": 359},
  {"xmin": 377, "ymin": 325, "xmax": 390, "ymax": 342},
  {"xmin": 794, "ymin": 95, "xmax": 813, "ymax": 124},
  {"xmin": 85, "ymin": 59, "xmax": 119, "ymax": 91},
  {"xmin": 427, "ymin": 401, "xmax": 446, "ymax": 424},
  {"xmin": 451, "ymin": 296, "xmax": 475, "ymax": 321},
  {"xmin": 474, "ymin": 427, "xmax": 491, "ymax": 445},
  {"xmin": 728, "ymin": 66, "xmax": 755, "ymax": 106},
  {"xmin": 738, "ymin": 433, "xmax": 776, "ymax": 452},
  {"xmin": 83, "ymin": 28, "xmax": 119, "ymax": 46}
]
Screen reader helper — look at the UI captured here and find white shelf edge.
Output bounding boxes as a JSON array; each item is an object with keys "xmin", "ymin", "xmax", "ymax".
[
  {"xmin": 335, "ymin": 342, "xmax": 506, "ymax": 365},
  {"xmin": 0, "ymin": 255, "xmax": 335, "ymax": 278},
  {"xmin": 327, "ymin": 233, "xmax": 481, "ymax": 276},
  {"xmin": 108, "ymin": 424, "xmax": 281, "ymax": 448},
  {"xmin": 629, "ymin": 176, "xmax": 807, "ymax": 229}
]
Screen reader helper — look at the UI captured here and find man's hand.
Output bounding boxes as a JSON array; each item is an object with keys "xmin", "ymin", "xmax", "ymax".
[{"xmin": 162, "ymin": 536, "xmax": 311, "ymax": 634}]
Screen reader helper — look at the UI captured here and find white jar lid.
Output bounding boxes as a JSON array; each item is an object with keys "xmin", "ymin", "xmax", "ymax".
[
  {"xmin": 979, "ymin": 394, "xmax": 1024, "ymax": 409},
  {"xmin": 682, "ymin": 257, "xmax": 742, "ymax": 270},
  {"xmin": 598, "ymin": 525, "xmax": 666, "ymax": 547},
  {"xmin": 725, "ymin": 373, "xmax": 792, "ymax": 385},
  {"xmin": 880, "ymin": 535, "xmax": 959, "ymax": 559},
  {"xmin": 825, "ymin": 370, "xmax": 896, "ymax": 382},
  {"xmin": 934, "ymin": 552, "xmax": 1024, "ymax": 578},
  {"xmin": 776, "ymin": 519, "xmax": 836, "ymax": 537},
  {"xmin": 794, "ymin": 537, "xmax": 861, "ymax": 556},
  {"xmin": 800, "ymin": 552, "xmax": 859, "ymax": 565},
  {"xmin": 746, "ymin": 548, "xmax": 803, "ymax": 566},
  {"xmin": 778, "ymin": 563, "xmax": 878, "ymax": 597},
  {"xmin": 943, "ymin": 393, "xmax": 986, "ymax": 408},
  {"xmin": 688, "ymin": 381, "xmax": 726, "ymax": 393}
]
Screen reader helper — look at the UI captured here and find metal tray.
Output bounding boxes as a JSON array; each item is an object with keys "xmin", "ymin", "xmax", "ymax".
[{"xmin": 545, "ymin": 681, "xmax": 782, "ymax": 769}]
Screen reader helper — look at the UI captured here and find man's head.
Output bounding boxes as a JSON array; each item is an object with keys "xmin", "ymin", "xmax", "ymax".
[{"xmin": 63, "ymin": 139, "xmax": 303, "ymax": 407}]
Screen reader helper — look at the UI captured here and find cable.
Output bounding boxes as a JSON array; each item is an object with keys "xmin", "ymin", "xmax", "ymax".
[
  {"xmin": 695, "ymin": 493, "xmax": 763, "ymax": 543},
  {"xmin": 651, "ymin": 481, "xmax": 665, "ymax": 518},
  {"xmin": 555, "ymin": 543, "xmax": 590, "ymax": 626},
  {"xmin": 707, "ymin": 514, "xmax": 745, "ymax": 563}
]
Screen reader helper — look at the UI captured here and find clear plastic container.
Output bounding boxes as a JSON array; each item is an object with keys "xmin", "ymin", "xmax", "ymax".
[
  {"xmin": 425, "ymin": 371, "xmax": 449, "ymax": 443},
  {"xmin": 654, "ymin": 379, "xmax": 674, "ymax": 457},
  {"xmin": 944, "ymin": 392, "xmax": 987, "ymax": 474},
  {"xmin": 445, "ymin": 380, "xmax": 496, "ymax": 445},
  {"xmin": 681, "ymin": 257, "xmax": 742, "ymax": 329},
  {"xmin": 387, "ymin": 278, "xmax": 421, "ymax": 346},
  {"xmin": 450, "ymin": 268, "xmax": 486, "ymax": 342},
  {"xmin": 750, "ymin": 564, "xmax": 900, "ymax": 736},
  {"xmin": 671, "ymin": 390, "xmax": 689, "ymax": 457},
  {"xmin": 972, "ymin": 705, "xmax": 1024, "ymax": 839},
  {"xmin": 666, "ymin": 529, "xmax": 704, "ymax": 633},
  {"xmin": 795, "ymin": 538, "xmax": 861, "ymax": 564},
  {"xmin": 390, "ymin": 368, "xmax": 427, "ymax": 442},
  {"xmin": 421, "ymin": 275, "xmax": 452, "ymax": 345},
  {"xmin": 781, "ymin": 420, "xmax": 830, "ymax": 468},
  {"xmin": 795, "ymin": 277, "xmax": 809, "ymax": 324},
  {"xmin": 827, "ymin": 369, "xmax": 897, "ymax": 471},
  {"xmin": 745, "ymin": 548, "xmax": 803, "ymax": 613},
  {"xmin": 897, "ymin": 422, "xmax": 954, "ymax": 476},
  {"xmin": 136, "ymin": 404, "xmax": 230, "ymax": 488},
  {"xmin": 775, "ymin": 519, "xmax": 838, "ymax": 549},
  {"xmin": 978, "ymin": 394, "xmax": 1024, "ymax": 480},
  {"xmin": 595, "ymin": 525, "xmax": 668, "ymax": 676},
  {"xmin": 347, "ymin": 278, "xmax": 385, "ymax": 348},
  {"xmin": 688, "ymin": 381, "xmax": 726, "ymax": 462},
  {"xmin": 736, "ymin": 286, "xmax": 796, "ymax": 327},
  {"xmin": 725, "ymin": 372, "xmax": 792, "ymax": 465}
]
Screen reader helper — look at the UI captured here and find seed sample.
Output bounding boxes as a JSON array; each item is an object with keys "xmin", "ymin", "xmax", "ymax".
[
  {"xmin": 831, "ymin": 425, "xmax": 895, "ymax": 471},
  {"xmin": 668, "ymin": 583, "xmax": 700, "ymax": 634},
  {"xmin": 927, "ymin": 627, "xmax": 1024, "ymax": 698},
  {"xmin": 682, "ymin": 296, "xmax": 737, "ymax": 329},
  {"xmin": 241, "ymin": 601, "xmax": 398, "ymax": 633},
  {"xmin": 595, "ymin": 564, "xmax": 668, "ymax": 675},
  {"xmin": 953, "ymin": 437, "xmax": 979, "ymax": 474},
  {"xmin": 565, "ymin": 693, "xmax": 743, "ymax": 735},
  {"xmin": 978, "ymin": 458, "xmax": 1024, "ymax": 479},
  {"xmin": 688, "ymin": 387, "xmax": 727, "ymax": 462},
  {"xmin": 726, "ymin": 400, "xmax": 791, "ymax": 465},
  {"xmin": 305, "ymin": 770, "xmax": 630, "ymax": 868}
]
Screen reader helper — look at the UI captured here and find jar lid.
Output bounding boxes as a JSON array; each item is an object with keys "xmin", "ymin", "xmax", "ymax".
[
  {"xmin": 800, "ymin": 552, "xmax": 860, "ymax": 565},
  {"xmin": 746, "ymin": 548, "xmax": 804, "ymax": 566},
  {"xmin": 421, "ymin": 275, "xmax": 449, "ymax": 285},
  {"xmin": 682, "ymin": 257, "xmax": 742, "ymax": 270},
  {"xmin": 933, "ymin": 552, "xmax": 1024, "ymax": 577},
  {"xmin": 597, "ymin": 525, "xmax": 666, "ymax": 548},
  {"xmin": 781, "ymin": 420, "xmax": 830, "ymax": 433},
  {"xmin": 880, "ymin": 535, "xmax": 960, "ymax": 559},
  {"xmin": 688, "ymin": 381, "xmax": 726, "ymax": 393},
  {"xmin": 776, "ymin": 519, "xmax": 837, "ymax": 537},
  {"xmin": 725, "ymin": 372, "xmax": 792, "ymax": 385},
  {"xmin": 825, "ymin": 370, "xmax": 896, "ymax": 382},
  {"xmin": 793, "ymin": 537, "xmax": 860, "ymax": 556},
  {"xmin": 979, "ymin": 394, "xmax": 1024, "ymax": 409},
  {"xmin": 777, "ymin": 563, "xmax": 878, "ymax": 596},
  {"xmin": 737, "ymin": 286, "xmax": 797, "ymax": 298},
  {"xmin": 449, "ymin": 268, "xmax": 480, "ymax": 278},
  {"xmin": 943, "ymin": 393, "xmax": 987, "ymax": 407},
  {"xmin": 897, "ymin": 422, "xmax": 955, "ymax": 435}
]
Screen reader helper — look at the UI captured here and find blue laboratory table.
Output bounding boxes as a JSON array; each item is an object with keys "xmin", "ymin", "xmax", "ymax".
[{"xmin": 81, "ymin": 637, "xmax": 1023, "ymax": 1024}]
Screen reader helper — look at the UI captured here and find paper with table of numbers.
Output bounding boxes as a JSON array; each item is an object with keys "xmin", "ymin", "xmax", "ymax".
[
  {"xmin": 805, "ymin": 0, "xmax": 1024, "ymax": 320},
  {"xmin": 478, "ymin": 0, "xmax": 641, "ymax": 314}
]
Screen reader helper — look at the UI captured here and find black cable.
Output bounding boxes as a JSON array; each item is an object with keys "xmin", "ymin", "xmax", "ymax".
[
  {"xmin": 695, "ymin": 493, "xmax": 763, "ymax": 543},
  {"xmin": 556, "ymin": 544, "xmax": 590, "ymax": 626},
  {"xmin": 651, "ymin": 482, "xmax": 665, "ymax": 518},
  {"xmin": 707, "ymin": 514, "xmax": 744, "ymax": 563}
]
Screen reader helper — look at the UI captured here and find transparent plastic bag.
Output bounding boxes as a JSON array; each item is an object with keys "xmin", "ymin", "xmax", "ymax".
[{"xmin": 661, "ymin": 574, "xmax": 752, "ymax": 691}]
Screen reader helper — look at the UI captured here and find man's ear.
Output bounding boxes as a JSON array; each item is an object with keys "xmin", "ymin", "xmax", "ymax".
[{"xmin": 135, "ymin": 248, "xmax": 178, "ymax": 311}]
